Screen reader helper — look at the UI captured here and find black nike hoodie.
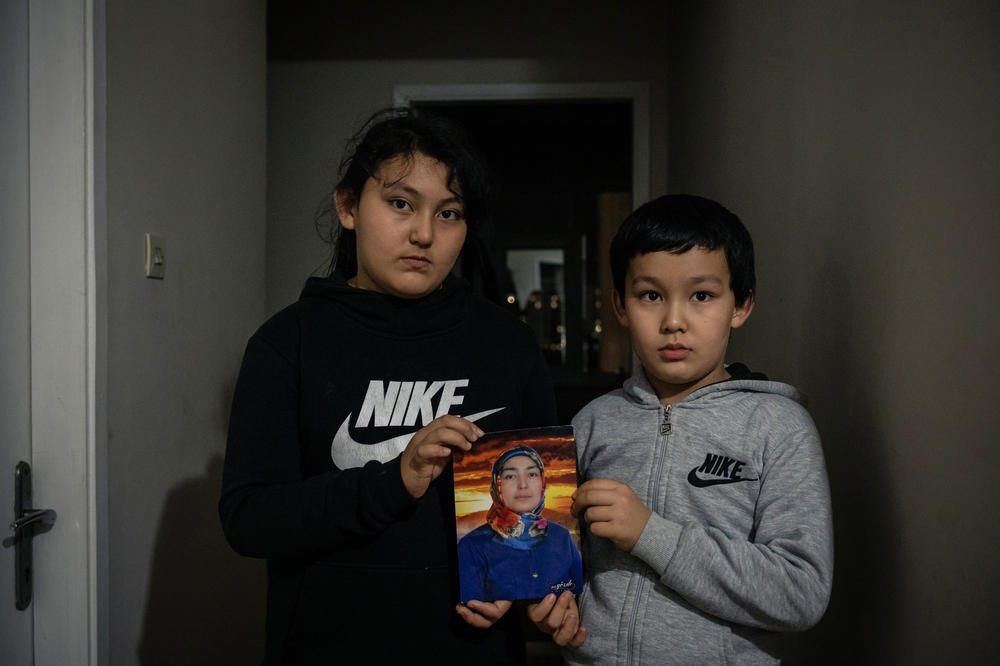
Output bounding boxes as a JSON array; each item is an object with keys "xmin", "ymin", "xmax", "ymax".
[{"xmin": 220, "ymin": 271, "xmax": 556, "ymax": 665}]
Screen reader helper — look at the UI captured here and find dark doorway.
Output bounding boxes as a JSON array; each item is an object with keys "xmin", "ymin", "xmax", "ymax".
[{"xmin": 412, "ymin": 101, "xmax": 633, "ymax": 422}]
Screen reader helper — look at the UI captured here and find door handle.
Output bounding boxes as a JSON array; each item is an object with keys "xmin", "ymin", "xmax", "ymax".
[
  {"xmin": 10, "ymin": 461, "xmax": 57, "ymax": 610},
  {"xmin": 10, "ymin": 508, "xmax": 57, "ymax": 533}
]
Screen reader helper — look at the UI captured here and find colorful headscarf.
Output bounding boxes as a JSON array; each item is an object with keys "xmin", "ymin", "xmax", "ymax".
[{"xmin": 485, "ymin": 445, "xmax": 549, "ymax": 547}]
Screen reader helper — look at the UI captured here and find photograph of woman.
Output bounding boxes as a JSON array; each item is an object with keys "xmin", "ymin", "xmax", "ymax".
[{"xmin": 457, "ymin": 439, "xmax": 584, "ymax": 603}]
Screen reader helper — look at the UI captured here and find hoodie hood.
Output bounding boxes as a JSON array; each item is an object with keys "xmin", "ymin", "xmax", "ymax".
[
  {"xmin": 299, "ymin": 269, "xmax": 471, "ymax": 338},
  {"xmin": 623, "ymin": 360, "xmax": 805, "ymax": 407}
]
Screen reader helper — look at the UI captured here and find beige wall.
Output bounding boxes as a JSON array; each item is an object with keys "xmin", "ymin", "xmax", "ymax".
[
  {"xmin": 98, "ymin": 0, "xmax": 998, "ymax": 662},
  {"xmin": 669, "ymin": 2, "xmax": 1000, "ymax": 663},
  {"xmin": 105, "ymin": 1, "xmax": 267, "ymax": 662}
]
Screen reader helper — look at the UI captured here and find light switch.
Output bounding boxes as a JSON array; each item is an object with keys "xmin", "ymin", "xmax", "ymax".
[{"xmin": 145, "ymin": 233, "xmax": 166, "ymax": 279}]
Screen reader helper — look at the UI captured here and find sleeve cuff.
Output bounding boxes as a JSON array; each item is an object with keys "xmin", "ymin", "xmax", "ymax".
[
  {"xmin": 631, "ymin": 512, "xmax": 684, "ymax": 576},
  {"xmin": 367, "ymin": 456, "xmax": 418, "ymax": 516}
]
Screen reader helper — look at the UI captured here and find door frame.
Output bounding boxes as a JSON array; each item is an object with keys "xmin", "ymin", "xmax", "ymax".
[
  {"xmin": 392, "ymin": 81, "xmax": 651, "ymax": 208},
  {"xmin": 26, "ymin": 0, "xmax": 107, "ymax": 663}
]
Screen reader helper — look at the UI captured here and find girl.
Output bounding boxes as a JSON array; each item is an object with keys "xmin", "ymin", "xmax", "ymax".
[
  {"xmin": 458, "ymin": 445, "xmax": 584, "ymax": 604},
  {"xmin": 220, "ymin": 108, "xmax": 560, "ymax": 664}
]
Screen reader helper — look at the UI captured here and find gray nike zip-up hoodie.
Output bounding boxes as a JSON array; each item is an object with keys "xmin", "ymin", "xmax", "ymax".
[{"xmin": 565, "ymin": 364, "xmax": 833, "ymax": 665}]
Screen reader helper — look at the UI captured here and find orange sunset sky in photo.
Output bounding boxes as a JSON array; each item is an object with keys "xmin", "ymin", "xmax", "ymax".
[{"xmin": 453, "ymin": 426, "xmax": 579, "ymax": 545}]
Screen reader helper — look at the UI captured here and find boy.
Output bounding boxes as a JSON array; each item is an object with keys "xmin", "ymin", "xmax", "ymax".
[{"xmin": 564, "ymin": 194, "xmax": 833, "ymax": 664}]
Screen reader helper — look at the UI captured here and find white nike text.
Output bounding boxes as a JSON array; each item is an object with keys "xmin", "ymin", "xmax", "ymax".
[{"xmin": 356, "ymin": 379, "xmax": 469, "ymax": 428}]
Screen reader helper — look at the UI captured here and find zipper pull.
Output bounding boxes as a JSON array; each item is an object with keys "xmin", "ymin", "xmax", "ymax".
[{"xmin": 660, "ymin": 405, "xmax": 672, "ymax": 435}]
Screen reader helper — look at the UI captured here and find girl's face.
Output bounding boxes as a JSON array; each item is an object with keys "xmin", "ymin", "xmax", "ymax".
[
  {"xmin": 498, "ymin": 454, "xmax": 543, "ymax": 514},
  {"xmin": 335, "ymin": 151, "xmax": 467, "ymax": 299}
]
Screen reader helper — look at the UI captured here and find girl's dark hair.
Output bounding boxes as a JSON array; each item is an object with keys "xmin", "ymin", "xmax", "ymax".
[
  {"xmin": 316, "ymin": 107, "xmax": 499, "ymax": 299},
  {"xmin": 610, "ymin": 194, "xmax": 756, "ymax": 306}
]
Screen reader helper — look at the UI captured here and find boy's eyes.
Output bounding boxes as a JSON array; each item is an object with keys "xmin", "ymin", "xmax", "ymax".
[
  {"xmin": 388, "ymin": 198, "xmax": 412, "ymax": 211},
  {"xmin": 439, "ymin": 208, "xmax": 465, "ymax": 221},
  {"xmin": 636, "ymin": 290, "xmax": 715, "ymax": 303}
]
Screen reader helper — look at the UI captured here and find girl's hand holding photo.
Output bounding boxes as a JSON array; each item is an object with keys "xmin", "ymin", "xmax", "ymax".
[
  {"xmin": 454, "ymin": 599, "xmax": 512, "ymax": 629},
  {"xmin": 400, "ymin": 415, "xmax": 483, "ymax": 499}
]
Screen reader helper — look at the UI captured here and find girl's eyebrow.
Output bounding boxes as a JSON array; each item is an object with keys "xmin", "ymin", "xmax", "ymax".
[
  {"xmin": 380, "ymin": 180, "xmax": 417, "ymax": 195},
  {"xmin": 381, "ymin": 181, "xmax": 464, "ymax": 206}
]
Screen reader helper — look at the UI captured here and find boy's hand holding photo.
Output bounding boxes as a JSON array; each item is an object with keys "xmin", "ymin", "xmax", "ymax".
[
  {"xmin": 572, "ymin": 479, "xmax": 652, "ymax": 553},
  {"xmin": 527, "ymin": 590, "xmax": 587, "ymax": 647}
]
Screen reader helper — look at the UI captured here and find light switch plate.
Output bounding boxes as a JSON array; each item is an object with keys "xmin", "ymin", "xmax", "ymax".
[{"xmin": 145, "ymin": 233, "xmax": 166, "ymax": 279}]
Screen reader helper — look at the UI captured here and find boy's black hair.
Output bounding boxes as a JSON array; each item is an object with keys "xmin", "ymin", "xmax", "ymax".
[
  {"xmin": 610, "ymin": 194, "xmax": 756, "ymax": 306},
  {"xmin": 316, "ymin": 107, "xmax": 497, "ymax": 296}
]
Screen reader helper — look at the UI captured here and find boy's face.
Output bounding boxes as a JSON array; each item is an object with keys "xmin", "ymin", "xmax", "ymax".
[
  {"xmin": 613, "ymin": 247, "xmax": 753, "ymax": 404},
  {"xmin": 335, "ymin": 152, "xmax": 467, "ymax": 299}
]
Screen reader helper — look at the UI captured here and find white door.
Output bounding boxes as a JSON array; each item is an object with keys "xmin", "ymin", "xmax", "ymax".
[
  {"xmin": 1, "ymin": 0, "xmax": 102, "ymax": 663},
  {"xmin": 1, "ymin": 0, "xmax": 34, "ymax": 657}
]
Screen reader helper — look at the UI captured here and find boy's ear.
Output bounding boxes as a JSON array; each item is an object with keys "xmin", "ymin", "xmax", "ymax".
[
  {"xmin": 731, "ymin": 291, "xmax": 755, "ymax": 329},
  {"xmin": 333, "ymin": 188, "xmax": 357, "ymax": 230},
  {"xmin": 612, "ymin": 289, "xmax": 630, "ymax": 327}
]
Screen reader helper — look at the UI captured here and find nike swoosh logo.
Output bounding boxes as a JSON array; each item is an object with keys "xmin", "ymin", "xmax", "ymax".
[
  {"xmin": 330, "ymin": 407, "xmax": 507, "ymax": 469},
  {"xmin": 687, "ymin": 468, "xmax": 756, "ymax": 488}
]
